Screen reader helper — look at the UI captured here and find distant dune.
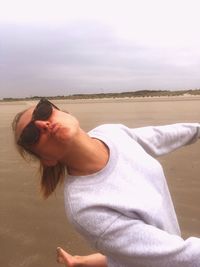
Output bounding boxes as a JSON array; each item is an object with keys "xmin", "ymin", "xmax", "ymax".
[{"xmin": 2, "ymin": 89, "xmax": 200, "ymax": 102}]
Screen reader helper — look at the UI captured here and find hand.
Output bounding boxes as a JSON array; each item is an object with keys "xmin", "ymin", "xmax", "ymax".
[{"xmin": 56, "ymin": 247, "xmax": 81, "ymax": 267}]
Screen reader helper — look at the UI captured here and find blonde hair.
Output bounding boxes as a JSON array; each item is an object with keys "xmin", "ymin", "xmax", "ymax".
[{"xmin": 12, "ymin": 109, "xmax": 65, "ymax": 199}]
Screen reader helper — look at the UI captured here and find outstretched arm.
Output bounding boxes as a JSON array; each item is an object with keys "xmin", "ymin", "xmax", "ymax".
[
  {"xmin": 128, "ymin": 123, "xmax": 200, "ymax": 156},
  {"xmin": 57, "ymin": 247, "xmax": 107, "ymax": 267}
]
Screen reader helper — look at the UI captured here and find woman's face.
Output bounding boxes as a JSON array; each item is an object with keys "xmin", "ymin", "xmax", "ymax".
[{"xmin": 16, "ymin": 104, "xmax": 80, "ymax": 166}]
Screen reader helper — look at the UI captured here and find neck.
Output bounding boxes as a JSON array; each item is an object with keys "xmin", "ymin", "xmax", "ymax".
[{"xmin": 61, "ymin": 129, "xmax": 109, "ymax": 176}]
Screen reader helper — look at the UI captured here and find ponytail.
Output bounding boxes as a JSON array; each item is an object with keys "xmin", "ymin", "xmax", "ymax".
[{"xmin": 40, "ymin": 162, "xmax": 66, "ymax": 199}]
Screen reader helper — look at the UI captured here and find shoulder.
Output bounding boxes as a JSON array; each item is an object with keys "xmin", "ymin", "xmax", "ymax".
[
  {"xmin": 89, "ymin": 124, "xmax": 137, "ymax": 142},
  {"xmin": 89, "ymin": 123, "xmax": 129, "ymax": 135}
]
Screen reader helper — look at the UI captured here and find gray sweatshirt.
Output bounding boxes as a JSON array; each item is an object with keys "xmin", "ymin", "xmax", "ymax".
[{"xmin": 64, "ymin": 123, "xmax": 200, "ymax": 267}]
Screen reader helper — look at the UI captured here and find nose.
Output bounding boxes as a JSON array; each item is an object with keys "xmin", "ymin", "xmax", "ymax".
[{"xmin": 34, "ymin": 120, "xmax": 50, "ymax": 132}]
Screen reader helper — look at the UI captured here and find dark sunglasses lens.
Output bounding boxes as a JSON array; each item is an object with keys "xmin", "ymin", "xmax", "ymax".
[
  {"xmin": 18, "ymin": 99, "xmax": 58, "ymax": 147},
  {"xmin": 20, "ymin": 123, "xmax": 40, "ymax": 145},
  {"xmin": 33, "ymin": 101, "xmax": 52, "ymax": 120}
]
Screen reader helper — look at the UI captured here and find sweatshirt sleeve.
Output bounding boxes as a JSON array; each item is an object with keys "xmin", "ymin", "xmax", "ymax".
[
  {"xmin": 97, "ymin": 215, "xmax": 200, "ymax": 267},
  {"xmin": 126, "ymin": 123, "xmax": 200, "ymax": 157}
]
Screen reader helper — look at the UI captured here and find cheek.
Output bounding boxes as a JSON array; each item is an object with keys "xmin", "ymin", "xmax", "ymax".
[
  {"xmin": 30, "ymin": 135, "xmax": 62, "ymax": 160},
  {"xmin": 33, "ymin": 137, "xmax": 53, "ymax": 158}
]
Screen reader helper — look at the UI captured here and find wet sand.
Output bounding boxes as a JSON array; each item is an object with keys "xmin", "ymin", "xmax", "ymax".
[{"xmin": 1, "ymin": 96, "xmax": 200, "ymax": 267}]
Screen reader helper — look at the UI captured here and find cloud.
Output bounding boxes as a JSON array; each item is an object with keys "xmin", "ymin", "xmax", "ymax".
[{"xmin": 1, "ymin": 17, "xmax": 200, "ymax": 98}]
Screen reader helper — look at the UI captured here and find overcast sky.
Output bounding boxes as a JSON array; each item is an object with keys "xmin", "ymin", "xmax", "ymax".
[{"xmin": 1, "ymin": 0, "xmax": 200, "ymax": 98}]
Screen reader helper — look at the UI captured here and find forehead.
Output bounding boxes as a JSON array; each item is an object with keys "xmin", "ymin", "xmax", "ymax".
[{"xmin": 16, "ymin": 106, "xmax": 35, "ymax": 138}]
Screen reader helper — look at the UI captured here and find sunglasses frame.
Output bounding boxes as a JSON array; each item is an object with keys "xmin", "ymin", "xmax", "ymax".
[{"xmin": 17, "ymin": 98, "xmax": 59, "ymax": 147}]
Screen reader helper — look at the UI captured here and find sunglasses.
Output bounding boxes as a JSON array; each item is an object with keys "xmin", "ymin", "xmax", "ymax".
[{"xmin": 17, "ymin": 98, "xmax": 59, "ymax": 147}]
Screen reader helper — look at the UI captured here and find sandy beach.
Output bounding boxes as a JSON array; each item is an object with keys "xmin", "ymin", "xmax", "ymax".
[{"xmin": 1, "ymin": 96, "xmax": 200, "ymax": 267}]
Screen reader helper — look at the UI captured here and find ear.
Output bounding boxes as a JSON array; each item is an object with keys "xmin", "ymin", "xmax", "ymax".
[{"xmin": 41, "ymin": 158, "xmax": 58, "ymax": 167}]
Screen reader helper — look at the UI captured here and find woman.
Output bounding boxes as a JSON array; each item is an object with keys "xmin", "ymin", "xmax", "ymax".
[{"xmin": 13, "ymin": 98, "xmax": 200, "ymax": 267}]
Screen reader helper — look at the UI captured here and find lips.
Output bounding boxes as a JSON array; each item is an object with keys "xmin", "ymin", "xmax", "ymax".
[{"xmin": 50, "ymin": 123, "xmax": 60, "ymax": 134}]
